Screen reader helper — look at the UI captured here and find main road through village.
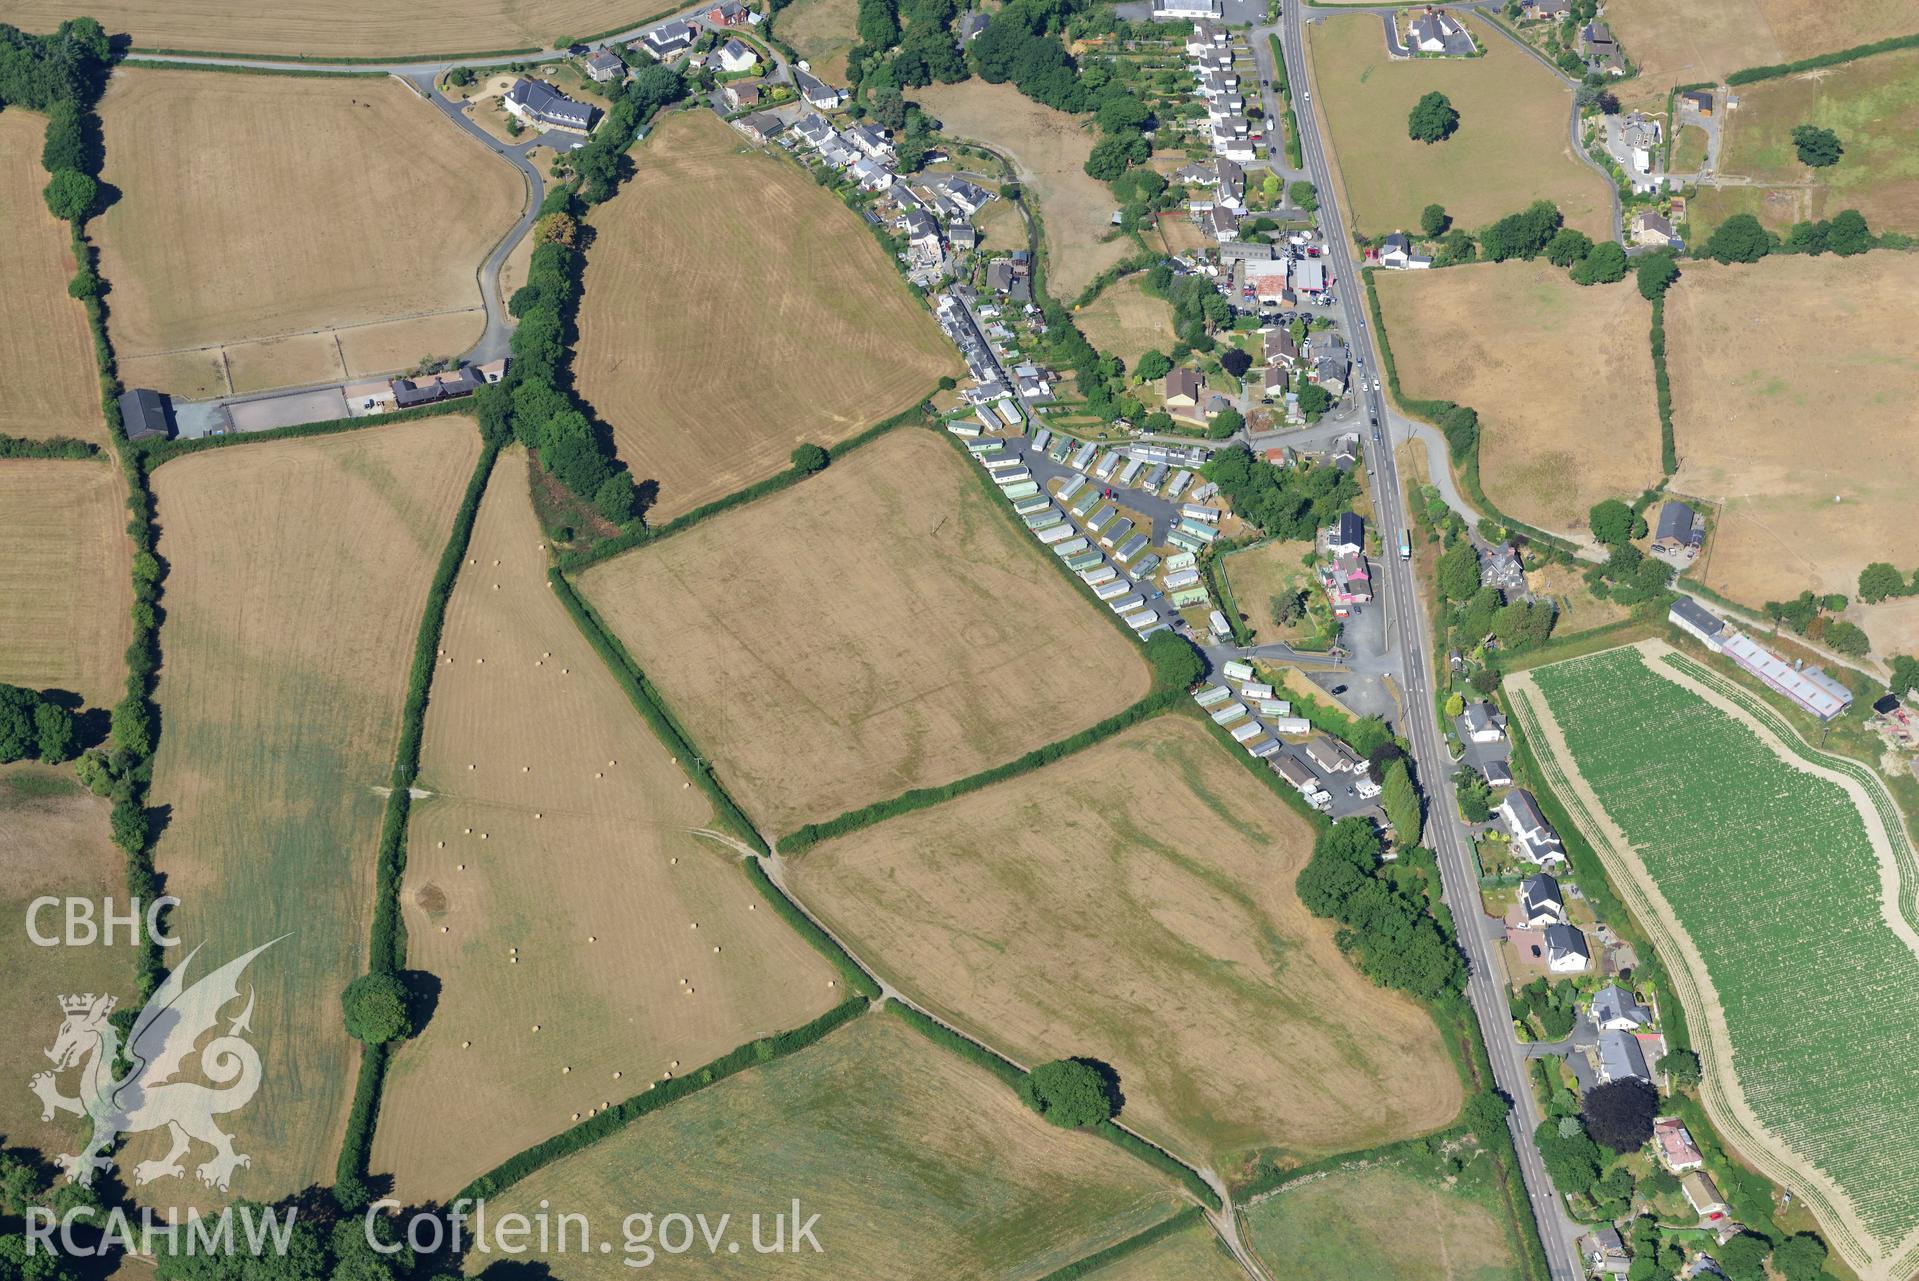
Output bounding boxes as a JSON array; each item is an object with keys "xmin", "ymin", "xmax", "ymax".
[{"xmin": 1262, "ymin": 3, "xmax": 1585, "ymax": 1275}]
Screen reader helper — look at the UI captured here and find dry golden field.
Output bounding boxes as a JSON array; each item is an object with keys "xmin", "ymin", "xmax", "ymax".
[
  {"xmin": 775, "ymin": 0, "xmax": 857, "ymax": 83},
  {"xmin": 371, "ymin": 449, "xmax": 838, "ymax": 1201},
  {"xmin": 0, "ymin": 461, "xmax": 131, "ymax": 709},
  {"xmin": 1669, "ymin": 254, "xmax": 1919, "ymax": 607},
  {"xmin": 0, "ymin": 0, "xmax": 667, "ymax": 59},
  {"xmin": 1606, "ymin": 0, "xmax": 1916, "ymax": 105},
  {"xmin": 0, "ymin": 112, "xmax": 106, "ymax": 443},
  {"xmin": 0, "ymin": 764, "xmax": 137, "ymax": 1160},
  {"xmin": 1377, "ymin": 262, "xmax": 1663, "ymax": 537},
  {"xmin": 1086, "ymin": 1222, "xmax": 1243, "ymax": 1281},
  {"xmin": 576, "ymin": 110, "xmax": 956, "ymax": 524},
  {"xmin": 1243, "ymin": 1160, "xmax": 1523, "ymax": 1280},
  {"xmin": 141, "ymin": 417, "xmax": 481, "ymax": 1204},
  {"xmin": 471, "ymin": 1013, "xmax": 1185, "ymax": 1280},
  {"xmin": 1306, "ymin": 13, "xmax": 1611, "ymax": 239},
  {"xmin": 1220, "ymin": 538, "xmax": 1318, "ymax": 644},
  {"xmin": 1076, "ymin": 276, "xmax": 1177, "ymax": 367},
  {"xmin": 790, "ymin": 716, "xmax": 1462, "ymax": 1173},
  {"xmin": 579, "ymin": 429, "xmax": 1151, "ymax": 834},
  {"xmin": 913, "ymin": 80, "xmax": 1137, "ymax": 299},
  {"xmin": 95, "ymin": 69, "xmax": 517, "ymax": 396}
]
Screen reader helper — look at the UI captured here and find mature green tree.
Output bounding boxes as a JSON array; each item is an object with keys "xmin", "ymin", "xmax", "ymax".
[
  {"xmin": 1635, "ymin": 251, "xmax": 1679, "ymax": 299},
  {"xmin": 1823, "ymin": 619, "xmax": 1871, "ymax": 657},
  {"xmin": 790, "ymin": 442, "xmax": 830, "ymax": 473},
  {"xmin": 594, "ymin": 473, "xmax": 637, "ymax": 523},
  {"xmin": 1479, "ymin": 200, "xmax": 1562, "ymax": 262},
  {"xmin": 1544, "ymin": 227, "xmax": 1593, "ymax": 267},
  {"xmin": 42, "ymin": 170, "xmax": 96, "ymax": 221},
  {"xmin": 1408, "ymin": 90, "xmax": 1460, "ymax": 143},
  {"xmin": 1786, "ymin": 219, "xmax": 1830, "ymax": 255},
  {"xmin": 1859, "ymin": 562, "xmax": 1908, "ymax": 603},
  {"xmin": 1570, "ymin": 239, "xmax": 1627, "ymax": 284},
  {"xmin": 341, "ymin": 973, "xmax": 413, "ymax": 1044},
  {"xmin": 1296, "ymin": 383, "xmax": 1331, "ymax": 420},
  {"xmin": 1220, "ymin": 348, "xmax": 1252, "ymax": 379},
  {"xmin": 1706, "ymin": 213, "xmax": 1771, "ymax": 264},
  {"xmin": 1208, "ymin": 406, "xmax": 1244, "ymax": 439},
  {"xmin": 1096, "ymin": 95, "xmax": 1150, "ymax": 135},
  {"xmin": 1791, "ymin": 123, "xmax": 1843, "ymax": 167},
  {"xmin": 1144, "ymin": 630, "xmax": 1205, "ymax": 690},
  {"xmin": 1582, "ymin": 1078, "xmax": 1658, "ymax": 1152},
  {"xmin": 1534, "ymin": 1117, "xmax": 1603, "ymax": 1189},
  {"xmin": 1420, "ymin": 203, "xmax": 1450, "ymax": 237},
  {"xmin": 1084, "ymin": 133, "xmax": 1142, "ymax": 180},
  {"xmin": 1771, "ymin": 1233, "xmax": 1831, "ymax": 1281},
  {"xmin": 33, "ymin": 702, "xmax": 76, "ymax": 764},
  {"xmin": 1288, "ymin": 179, "xmax": 1318, "ymax": 212},
  {"xmin": 1456, "ymin": 770, "xmax": 1492, "ymax": 823},
  {"xmin": 1827, "ymin": 208, "xmax": 1872, "ymax": 256},
  {"xmin": 1020, "ymin": 1058, "xmax": 1118, "ymax": 1127},
  {"xmin": 1461, "ymin": 1088, "xmax": 1508, "ymax": 1139},
  {"xmin": 1382, "ymin": 759, "xmax": 1421, "ymax": 845},
  {"xmin": 1437, "ymin": 539, "xmax": 1481, "ymax": 601},
  {"xmin": 1588, "ymin": 497, "xmax": 1634, "ymax": 546},
  {"xmin": 1135, "ymin": 349, "xmax": 1172, "ymax": 381},
  {"xmin": 1716, "ymin": 1233, "xmax": 1773, "ymax": 1281}
]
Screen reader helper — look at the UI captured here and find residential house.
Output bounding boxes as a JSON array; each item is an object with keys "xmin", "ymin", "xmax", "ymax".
[
  {"xmin": 1408, "ymin": 8, "xmax": 1474, "ymax": 55},
  {"xmin": 1176, "ymin": 160, "xmax": 1220, "ymax": 186},
  {"xmin": 1582, "ymin": 20, "xmax": 1626, "ymax": 74},
  {"xmin": 947, "ymin": 222, "xmax": 977, "ymax": 251},
  {"xmin": 1482, "ymin": 759, "xmax": 1514, "ymax": 788},
  {"xmin": 1277, "ymin": 755, "xmax": 1328, "ymax": 803},
  {"xmin": 1517, "ymin": 872, "xmax": 1565, "ymax": 928},
  {"xmin": 1461, "ymin": 701, "xmax": 1504, "ymax": 743},
  {"xmin": 1185, "ymin": 18, "xmax": 1227, "ymax": 52},
  {"xmin": 640, "ymin": 19, "xmax": 698, "ymax": 57},
  {"xmin": 715, "ymin": 38, "xmax": 759, "ymax": 72},
  {"xmin": 1544, "ymin": 923, "xmax": 1591, "ymax": 973},
  {"xmin": 791, "ymin": 113, "xmax": 835, "ymax": 148},
  {"xmin": 1314, "ymin": 354, "xmax": 1348, "ymax": 396},
  {"xmin": 734, "ymin": 110, "xmax": 782, "ymax": 143},
  {"xmin": 1520, "ymin": 0, "xmax": 1569, "ymax": 16},
  {"xmin": 936, "ymin": 175, "xmax": 993, "ymax": 215},
  {"xmin": 391, "ymin": 364, "xmax": 487, "ymax": 408},
  {"xmin": 1215, "ymin": 157, "xmax": 1246, "ymax": 209},
  {"xmin": 843, "ymin": 122, "xmax": 891, "ymax": 157},
  {"xmin": 1668, "ymin": 596, "xmax": 1728, "ymax": 651},
  {"xmin": 1164, "ymin": 368, "xmax": 1204, "ymax": 411},
  {"xmin": 1377, "ymin": 230, "xmax": 1433, "ymax": 269},
  {"xmin": 1265, "ymin": 327, "xmax": 1301, "ymax": 368},
  {"xmin": 1330, "ymin": 432, "xmax": 1360, "ymax": 471},
  {"xmin": 722, "ymin": 81, "xmax": 762, "ymax": 110},
  {"xmin": 1590, "ymin": 983, "xmax": 1652, "ymax": 1031},
  {"xmin": 1498, "ymin": 788, "xmax": 1568, "ymax": 867},
  {"xmin": 503, "ymin": 78, "xmax": 596, "ymax": 133},
  {"xmin": 1304, "ymin": 736, "xmax": 1367, "ymax": 775},
  {"xmin": 1263, "ymin": 365, "xmax": 1288, "ymax": 398},
  {"xmin": 1681, "ymin": 89, "xmax": 1714, "ymax": 116},
  {"xmin": 1203, "ymin": 204, "xmax": 1240, "ymax": 241},
  {"xmin": 793, "ymin": 66, "xmax": 845, "ymax": 110},
  {"xmin": 1152, "ymin": 0, "xmax": 1222, "ymax": 18},
  {"xmin": 1631, "ymin": 209, "xmax": 1679, "ymax": 247},
  {"xmin": 817, "ymin": 139, "xmax": 857, "ymax": 170},
  {"xmin": 849, "ymin": 156, "xmax": 894, "ymax": 190},
  {"xmin": 1597, "ymin": 1029, "xmax": 1651, "ymax": 1083},
  {"xmin": 1581, "ymin": 1227, "xmax": 1631, "ymax": 1277},
  {"xmin": 1654, "ymin": 1117, "xmax": 1705, "ymax": 1172},
  {"xmin": 1622, "ymin": 112, "xmax": 1662, "ymax": 180},
  {"xmin": 1328, "ymin": 511, "xmax": 1365, "ymax": 556},
  {"xmin": 583, "ymin": 48, "xmax": 625, "ymax": 82},
  {"xmin": 1323, "ymin": 552, "xmax": 1372, "ymax": 616},
  {"xmin": 1653, "ymin": 500, "xmax": 1704, "ymax": 555},
  {"xmin": 709, "ymin": 0, "xmax": 750, "ymax": 24},
  {"xmin": 1212, "ymin": 126, "xmax": 1255, "ymax": 162},
  {"xmin": 1682, "ymin": 1172, "xmax": 1729, "ymax": 1222}
]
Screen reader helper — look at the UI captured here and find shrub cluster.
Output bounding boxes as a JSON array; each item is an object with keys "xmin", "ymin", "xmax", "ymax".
[
  {"xmin": 0, "ymin": 433, "xmax": 97, "ymax": 459},
  {"xmin": 1204, "ymin": 444, "xmax": 1358, "ymax": 541},
  {"xmin": 1295, "ymin": 818, "xmax": 1464, "ymax": 1000},
  {"xmin": 0, "ymin": 685, "xmax": 78, "ymax": 764}
]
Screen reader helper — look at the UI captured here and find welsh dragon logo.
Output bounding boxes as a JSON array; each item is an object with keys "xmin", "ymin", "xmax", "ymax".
[{"xmin": 30, "ymin": 939, "xmax": 280, "ymax": 1191}]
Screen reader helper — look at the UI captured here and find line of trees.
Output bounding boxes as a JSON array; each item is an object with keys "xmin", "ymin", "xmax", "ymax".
[
  {"xmin": 1204, "ymin": 444, "xmax": 1359, "ymax": 542},
  {"xmin": 1704, "ymin": 207, "xmax": 1881, "ymax": 264}
]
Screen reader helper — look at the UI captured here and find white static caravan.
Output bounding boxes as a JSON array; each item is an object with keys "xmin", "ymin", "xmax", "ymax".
[
  {"xmin": 1093, "ymin": 452, "xmax": 1121, "ymax": 480},
  {"xmin": 1269, "ymin": 716, "xmax": 1311, "ymax": 735},
  {"xmin": 1246, "ymin": 737, "xmax": 1281, "ymax": 759},
  {"xmin": 1181, "ymin": 504, "xmax": 1221, "ymax": 524},
  {"xmin": 1085, "ymin": 504, "xmax": 1118, "ymax": 531},
  {"xmin": 1070, "ymin": 489, "xmax": 1100, "ymax": 518},
  {"xmin": 993, "ymin": 469, "xmax": 1032, "ymax": 487},
  {"xmin": 1210, "ymin": 702, "xmax": 1248, "ymax": 725},
  {"xmin": 1132, "ymin": 553, "xmax": 1161, "ymax": 580},
  {"xmin": 1000, "ymin": 481, "xmax": 1040, "ymax": 500},
  {"xmin": 1240, "ymin": 681, "xmax": 1274, "ymax": 701},
  {"xmin": 975, "ymin": 407, "xmax": 999, "ymax": 432},
  {"xmin": 984, "ymin": 456, "xmax": 1023, "ymax": 473},
  {"xmin": 1063, "ymin": 548, "xmax": 1102, "ymax": 570},
  {"xmin": 1222, "ymin": 660, "xmax": 1256, "ymax": 682},
  {"xmin": 1193, "ymin": 685, "xmax": 1232, "ymax": 708},
  {"xmin": 1070, "ymin": 441, "xmax": 1099, "ymax": 471},
  {"xmin": 1114, "ymin": 533, "xmax": 1150, "ymax": 564},
  {"xmin": 996, "ymin": 399, "xmax": 1023, "ymax": 427},
  {"xmin": 1036, "ymin": 523, "xmax": 1075, "ymax": 545},
  {"xmin": 1166, "ymin": 551, "xmax": 1198, "ymax": 573},
  {"xmin": 1142, "ymin": 463, "xmax": 1169, "ymax": 492},
  {"xmin": 1256, "ymin": 698, "xmax": 1292, "ymax": 718},
  {"xmin": 1178, "ymin": 519, "xmax": 1219, "ymax": 543},
  {"xmin": 1013, "ymin": 496, "xmax": 1051, "ymax": 516},
  {"xmin": 1229, "ymin": 720, "xmax": 1263, "ymax": 743},
  {"xmin": 1107, "ymin": 594, "xmax": 1146, "ymax": 615},
  {"xmin": 948, "ymin": 420, "xmax": 981, "ymax": 439},
  {"xmin": 1099, "ymin": 518, "xmax": 1134, "ymax": 549},
  {"xmin": 1094, "ymin": 579, "xmax": 1133, "ymax": 601},
  {"xmin": 1124, "ymin": 609, "xmax": 1159, "ymax": 631},
  {"xmin": 1031, "ymin": 426, "xmax": 1052, "ymax": 453},
  {"xmin": 1057, "ymin": 473, "xmax": 1088, "ymax": 504},
  {"xmin": 1168, "ymin": 529, "xmax": 1206, "ymax": 555},
  {"xmin": 1025, "ymin": 511, "xmax": 1065, "ymax": 532},
  {"xmin": 1114, "ymin": 457, "xmax": 1144, "ymax": 488},
  {"xmin": 1163, "ymin": 567, "xmax": 1203, "ymax": 591},
  {"xmin": 1052, "ymin": 537, "xmax": 1091, "ymax": 557},
  {"xmin": 1081, "ymin": 565, "xmax": 1119, "ymax": 587},
  {"xmin": 1208, "ymin": 610, "xmax": 1233, "ymax": 639},
  {"xmin": 1166, "ymin": 470, "xmax": 1193, "ymax": 498},
  {"xmin": 966, "ymin": 437, "xmax": 1001, "ymax": 454}
]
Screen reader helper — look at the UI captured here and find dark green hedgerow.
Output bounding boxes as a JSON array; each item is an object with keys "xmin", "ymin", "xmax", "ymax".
[
  {"xmin": 1725, "ymin": 31, "xmax": 1919, "ymax": 85},
  {"xmin": 453, "ymin": 997, "xmax": 871, "ymax": 1202},
  {"xmin": 1032, "ymin": 1206, "xmax": 1210, "ymax": 1281},
  {"xmin": 0, "ymin": 433, "xmax": 99, "ymax": 458},
  {"xmin": 739, "ymin": 857, "xmax": 881, "ymax": 999},
  {"xmin": 548, "ymin": 568, "xmax": 766, "ymax": 852},
  {"xmin": 1650, "ymin": 295, "xmax": 1676, "ymax": 474},
  {"xmin": 1093, "ymin": 1122, "xmax": 1220, "ymax": 1210},
  {"xmin": 139, "ymin": 400, "xmax": 475, "ymax": 464}
]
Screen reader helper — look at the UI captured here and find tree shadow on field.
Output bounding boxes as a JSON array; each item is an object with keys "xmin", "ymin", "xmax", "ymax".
[{"xmin": 399, "ymin": 969, "xmax": 442, "ymax": 1034}]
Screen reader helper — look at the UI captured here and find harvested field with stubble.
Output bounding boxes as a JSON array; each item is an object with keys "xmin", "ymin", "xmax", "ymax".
[
  {"xmin": 0, "ymin": 112, "xmax": 106, "ymax": 444},
  {"xmin": 95, "ymin": 69, "xmax": 518, "ymax": 396},
  {"xmin": 1376, "ymin": 262, "xmax": 1662, "ymax": 536},
  {"xmin": 141, "ymin": 417, "xmax": 482, "ymax": 1205},
  {"xmin": 371, "ymin": 449, "xmax": 838, "ymax": 1201},
  {"xmin": 1605, "ymin": 0, "xmax": 1916, "ymax": 106},
  {"xmin": 1306, "ymin": 13, "xmax": 1611, "ymax": 239},
  {"xmin": 775, "ymin": 0, "xmax": 857, "ymax": 83},
  {"xmin": 1076, "ymin": 276, "xmax": 1177, "ymax": 366},
  {"xmin": 913, "ymin": 80, "xmax": 1137, "ymax": 299},
  {"xmin": 469, "ymin": 1013, "xmax": 1185, "ymax": 1281},
  {"xmin": 789, "ymin": 716, "xmax": 1462, "ymax": 1173},
  {"xmin": 1510, "ymin": 642, "xmax": 1919, "ymax": 1280},
  {"xmin": 0, "ymin": 765, "xmax": 137, "ymax": 1160},
  {"xmin": 576, "ymin": 110, "xmax": 956, "ymax": 524},
  {"xmin": 1668, "ymin": 254, "xmax": 1919, "ymax": 606},
  {"xmin": 0, "ymin": 461, "xmax": 131, "ymax": 709},
  {"xmin": 578, "ymin": 429, "xmax": 1150, "ymax": 833}
]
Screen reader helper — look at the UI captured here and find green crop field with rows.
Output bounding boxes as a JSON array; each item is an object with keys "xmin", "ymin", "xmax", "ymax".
[{"xmin": 1522, "ymin": 646, "xmax": 1919, "ymax": 1254}]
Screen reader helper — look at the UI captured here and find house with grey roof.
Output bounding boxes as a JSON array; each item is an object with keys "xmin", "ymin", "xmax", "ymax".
[
  {"xmin": 1544, "ymin": 922, "xmax": 1591, "ymax": 973},
  {"xmin": 1518, "ymin": 872, "xmax": 1565, "ymax": 928},
  {"xmin": 793, "ymin": 66, "xmax": 845, "ymax": 110},
  {"xmin": 639, "ymin": 19, "xmax": 697, "ymax": 57},
  {"xmin": 584, "ymin": 48, "xmax": 626, "ymax": 81},
  {"xmin": 734, "ymin": 111, "xmax": 783, "ymax": 143},
  {"xmin": 1378, "ymin": 230, "xmax": 1433, "ymax": 269},
  {"xmin": 1653, "ymin": 500, "xmax": 1704, "ymax": 555},
  {"xmin": 1461, "ymin": 701, "xmax": 1504, "ymax": 743},
  {"xmin": 1591, "ymin": 983, "xmax": 1653, "ymax": 1032},
  {"xmin": 503, "ymin": 78, "xmax": 596, "ymax": 133},
  {"xmin": 791, "ymin": 113, "xmax": 835, "ymax": 148},
  {"xmin": 1597, "ymin": 1028, "xmax": 1651, "ymax": 1082},
  {"xmin": 1408, "ymin": 9, "xmax": 1474, "ymax": 55},
  {"xmin": 1330, "ymin": 511, "xmax": 1365, "ymax": 556}
]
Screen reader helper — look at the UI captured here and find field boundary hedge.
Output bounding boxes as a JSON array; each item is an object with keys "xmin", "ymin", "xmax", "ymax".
[
  {"xmin": 1361, "ymin": 268, "xmax": 1579, "ymax": 555},
  {"xmin": 777, "ymin": 691, "xmax": 1182, "ymax": 853},
  {"xmin": 140, "ymin": 400, "xmax": 476, "ymax": 467},
  {"xmin": 1033, "ymin": 1206, "xmax": 1209, "ymax": 1281},
  {"xmin": 739, "ymin": 856, "xmax": 882, "ymax": 998},
  {"xmin": 0, "ymin": 433, "xmax": 100, "ymax": 459},
  {"xmin": 1649, "ymin": 293, "xmax": 1676, "ymax": 474},
  {"xmin": 120, "ymin": 59, "xmax": 388, "ymax": 78},
  {"xmin": 452, "ymin": 997, "xmax": 871, "ymax": 1203},
  {"xmin": 337, "ymin": 431, "xmax": 502, "ymax": 1197},
  {"xmin": 558, "ymin": 399, "xmax": 937, "ymax": 571},
  {"xmin": 125, "ymin": 43, "xmax": 543, "ymax": 63},
  {"xmin": 1725, "ymin": 31, "xmax": 1919, "ymax": 85},
  {"xmin": 548, "ymin": 568, "xmax": 768, "ymax": 852}
]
